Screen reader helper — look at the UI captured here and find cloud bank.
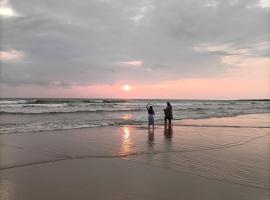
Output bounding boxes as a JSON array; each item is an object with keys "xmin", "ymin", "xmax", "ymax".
[{"xmin": 0, "ymin": 0, "xmax": 269, "ymax": 98}]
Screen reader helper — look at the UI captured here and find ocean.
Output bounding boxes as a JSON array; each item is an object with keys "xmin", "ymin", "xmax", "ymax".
[{"xmin": 0, "ymin": 98, "xmax": 269, "ymax": 134}]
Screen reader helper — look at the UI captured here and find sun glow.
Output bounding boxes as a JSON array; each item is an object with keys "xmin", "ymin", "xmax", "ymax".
[
  {"xmin": 0, "ymin": 0, "xmax": 19, "ymax": 17},
  {"xmin": 123, "ymin": 84, "xmax": 131, "ymax": 91}
]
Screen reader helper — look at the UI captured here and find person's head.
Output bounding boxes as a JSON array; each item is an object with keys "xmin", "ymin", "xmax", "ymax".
[
  {"xmin": 167, "ymin": 102, "xmax": 171, "ymax": 107},
  {"xmin": 149, "ymin": 106, "xmax": 154, "ymax": 112}
]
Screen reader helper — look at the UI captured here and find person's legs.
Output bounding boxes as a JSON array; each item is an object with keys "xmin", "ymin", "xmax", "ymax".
[
  {"xmin": 168, "ymin": 118, "xmax": 171, "ymax": 124},
  {"xmin": 164, "ymin": 117, "xmax": 168, "ymax": 124},
  {"xmin": 149, "ymin": 115, "xmax": 154, "ymax": 129}
]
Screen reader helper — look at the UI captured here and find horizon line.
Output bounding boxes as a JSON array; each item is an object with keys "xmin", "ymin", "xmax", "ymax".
[{"xmin": 0, "ymin": 97, "xmax": 269, "ymax": 101}]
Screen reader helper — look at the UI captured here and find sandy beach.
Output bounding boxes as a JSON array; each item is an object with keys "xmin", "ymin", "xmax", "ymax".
[{"xmin": 1, "ymin": 113, "xmax": 269, "ymax": 200}]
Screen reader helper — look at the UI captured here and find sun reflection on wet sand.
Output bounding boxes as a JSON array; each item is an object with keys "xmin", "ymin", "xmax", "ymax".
[{"xmin": 119, "ymin": 126, "xmax": 134, "ymax": 157}]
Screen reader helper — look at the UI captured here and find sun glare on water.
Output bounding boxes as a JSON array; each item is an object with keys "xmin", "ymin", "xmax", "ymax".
[{"xmin": 123, "ymin": 84, "xmax": 131, "ymax": 91}]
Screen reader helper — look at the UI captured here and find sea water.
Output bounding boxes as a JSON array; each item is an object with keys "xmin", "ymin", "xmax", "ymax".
[{"xmin": 0, "ymin": 98, "xmax": 269, "ymax": 134}]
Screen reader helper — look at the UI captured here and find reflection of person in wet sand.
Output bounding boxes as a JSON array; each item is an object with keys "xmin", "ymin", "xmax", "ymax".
[
  {"xmin": 164, "ymin": 123, "xmax": 173, "ymax": 139},
  {"xmin": 148, "ymin": 128, "xmax": 155, "ymax": 146},
  {"xmin": 163, "ymin": 123, "xmax": 173, "ymax": 168},
  {"xmin": 146, "ymin": 128, "xmax": 155, "ymax": 164}
]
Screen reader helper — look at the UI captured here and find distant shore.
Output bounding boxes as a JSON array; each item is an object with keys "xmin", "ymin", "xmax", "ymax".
[{"xmin": 0, "ymin": 97, "xmax": 270, "ymax": 101}]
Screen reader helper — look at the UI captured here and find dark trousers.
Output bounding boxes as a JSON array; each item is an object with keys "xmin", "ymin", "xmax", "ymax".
[{"xmin": 165, "ymin": 117, "xmax": 172, "ymax": 124}]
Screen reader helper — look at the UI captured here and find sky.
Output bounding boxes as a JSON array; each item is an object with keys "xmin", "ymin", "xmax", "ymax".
[{"xmin": 0, "ymin": 0, "xmax": 269, "ymax": 99}]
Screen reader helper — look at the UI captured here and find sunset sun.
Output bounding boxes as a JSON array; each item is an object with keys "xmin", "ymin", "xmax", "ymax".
[{"xmin": 123, "ymin": 84, "xmax": 131, "ymax": 91}]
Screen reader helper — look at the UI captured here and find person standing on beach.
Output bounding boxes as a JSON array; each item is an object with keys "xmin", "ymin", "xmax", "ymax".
[
  {"xmin": 164, "ymin": 102, "xmax": 173, "ymax": 124},
  {"xmin": 146, "ymin": 103, "xmax": 155, "ymax": 129}
]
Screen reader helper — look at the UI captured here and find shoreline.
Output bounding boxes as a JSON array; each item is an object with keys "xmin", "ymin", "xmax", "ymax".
[{"xmin": 1, "ymin": 112, "xmax": 269, "ymax": 135}]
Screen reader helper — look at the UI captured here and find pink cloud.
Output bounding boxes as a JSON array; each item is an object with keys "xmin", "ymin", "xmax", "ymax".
[
  {"xmin": 0, "ymin": 50, "xmax": 25, "ymax": 61},
  {"xmin": 116, "ymin": 60, "xmax": 143, "ymax": 67}
]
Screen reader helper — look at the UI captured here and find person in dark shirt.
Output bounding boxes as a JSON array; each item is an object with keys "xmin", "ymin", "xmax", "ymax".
[
  {"xmin": 146, "ymin": 103, "xmax": 155, "ymax": 129},
  {"xmin": 164, "ymin": 102, "xmax": 173, "ymax": 124}
]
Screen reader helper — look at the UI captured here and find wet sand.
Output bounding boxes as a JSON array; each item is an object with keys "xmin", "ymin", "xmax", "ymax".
[{"xmin": 1, "ymin": 114, "xmax": 269, "ymax": 200}]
